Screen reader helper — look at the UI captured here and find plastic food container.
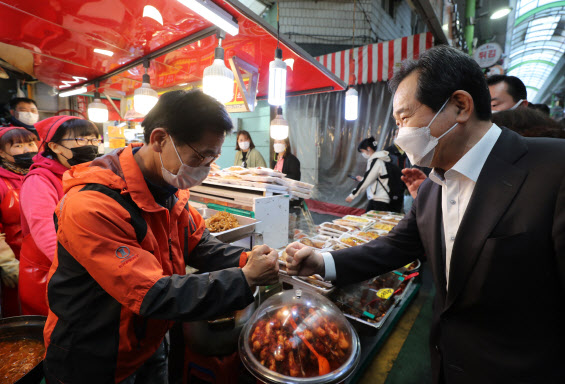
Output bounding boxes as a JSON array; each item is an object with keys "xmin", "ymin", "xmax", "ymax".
[
  {"xmin": 341, "ymin": 215, "xmax": 375, "ymax": 226},
  {"xmin": 299, "ymin": 237, "xmax": 328, "ymax": 250},
  {"xmin": 239, "ymin": 289, "xmax": 360, "ymax": 384},
  {"xmin": 332, "ymin": 219, "xmax": 364, "ymax": 230},
  {"xmin": 338, "ymin": 233, "xmax": 367, "ymax": 247}
]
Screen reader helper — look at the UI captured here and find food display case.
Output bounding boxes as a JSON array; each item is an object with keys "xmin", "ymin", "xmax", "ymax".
[{"xmin": 239, "ymin": 289, "xmax": 360, "ymax": 384}]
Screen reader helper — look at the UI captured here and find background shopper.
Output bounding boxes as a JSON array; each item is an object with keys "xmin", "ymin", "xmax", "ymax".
[
  {"xmin": 19, "ymin": 116, "xmax": 100, "ymax": 315},
  {"xmin": 234, "ymin": 130, "xmax": 266, "ymax": 168}
]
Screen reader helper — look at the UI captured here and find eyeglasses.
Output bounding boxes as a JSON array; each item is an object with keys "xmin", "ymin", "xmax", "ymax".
[
  {"xmin": 61, "ymin": 138, "xmax": 102, "ymax": 146},
  {"xmin": 185, "ymin": 142, "xmax": 221, "ymax": 166}
]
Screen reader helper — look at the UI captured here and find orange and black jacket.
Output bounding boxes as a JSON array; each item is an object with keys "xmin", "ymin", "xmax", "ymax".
[{"xmin": 43, "ymin": 144, "xmax": 252, "ymax": 383}]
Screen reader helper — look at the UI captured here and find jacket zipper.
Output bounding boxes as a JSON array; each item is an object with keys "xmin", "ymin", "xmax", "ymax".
[{"xmin": 168, "ymin": 238, "xmax": 173, "ymax": 261}]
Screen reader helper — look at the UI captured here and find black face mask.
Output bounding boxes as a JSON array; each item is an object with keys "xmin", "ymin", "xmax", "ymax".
[
  {"xmin": 13, "ymin": 152, "xmax": 37, "ymax": 169},
  {"xmin": 65, "ymin": 145, "xmax": 98, "ymax": 166}
]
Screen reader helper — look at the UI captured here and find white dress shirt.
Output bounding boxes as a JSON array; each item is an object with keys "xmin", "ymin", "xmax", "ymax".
[{"xmin": 322, "ymin": 123, "xmax": 502, "ymax": 284}]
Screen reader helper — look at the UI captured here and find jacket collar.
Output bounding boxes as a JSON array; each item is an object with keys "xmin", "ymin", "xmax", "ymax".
[
  {"xmin": 29, "ymin": 151, "xmax": 69, "ymax": 177},
  {"xmin": 119, "ymin": 144, "xmax": 189, "ymax": 213}
]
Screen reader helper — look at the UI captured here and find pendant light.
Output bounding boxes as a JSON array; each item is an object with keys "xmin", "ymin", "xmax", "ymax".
[
  {"xmin": 134, "ymin": 59, "xmax": 159, "ymax": 115},
  {"xmin": 88, "ymin": 81, "xmax": 109, "ymax": 123},
  {"xmin": 268, "ymin": 0, "xmax": 287, "ymax": 106},
  {"xmin": 203, "ymin": 35, "xmax": 234, "ymax": 104},
  {"xmin": 270, "ymin": 106, "xmax": 289, "ymax": 140},
  {"xmin": 344, "ymin": 0, "xmax": 358, "ymax": 121}
]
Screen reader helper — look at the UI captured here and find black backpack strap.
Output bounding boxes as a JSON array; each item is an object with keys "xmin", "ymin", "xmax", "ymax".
[{"xmin": 79, "ymin": 184, "xmax": 148, "ymax": 244}]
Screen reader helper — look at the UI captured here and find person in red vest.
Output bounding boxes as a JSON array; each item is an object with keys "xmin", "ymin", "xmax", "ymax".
[
  {"xmin": 19, "ymin": 116, "xmax": 100, "ymax": 315},
  {"xmin": 0, "ymin": 126, "xmax": 38, "ymax": 317}
]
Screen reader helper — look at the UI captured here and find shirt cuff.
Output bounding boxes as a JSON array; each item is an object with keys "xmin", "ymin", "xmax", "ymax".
[{"xmin": 321, "ymin": 252, "xmax": 336, "ymax": 281}]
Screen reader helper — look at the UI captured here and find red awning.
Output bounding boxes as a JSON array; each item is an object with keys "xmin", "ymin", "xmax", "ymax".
[
  {"xmin": 315, "ymin": 33, "xmax": 434, "ymax": 85},
  {"xmin": 0, "ymin": 0, "xmax": 346, "ymax": 97}
]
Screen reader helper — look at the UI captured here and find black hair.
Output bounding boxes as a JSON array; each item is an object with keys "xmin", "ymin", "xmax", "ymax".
[
  {"xmin": 389, "ymin": 45, "xmax": 492, "ymax": 121},
  {"xmin": 235, "ymin": 130, "xmax": 256, "ymax": 151},
  {"xmin": 491, "ymin": 108, "xmax": 564, "ymax": 138},
  {"xmin": 486, "ymin": 75, "xmax": 528, "ymax": 103},
  {"xmin": 358, "ymin": 136, "xmax": 378, "ymax": 152},
  {"xmin": 10, "ymin": 97, "xmax": 37, "ymax": 110},
  {"xmin": 0, "ymin": 129, "xmax": 37, "ymax": 151},
  {"xmin": 142, "ymin": 90, "xmax": 233, "ymax": 144},
  {"xmin": 528, "ymin": 103, "xmax": 550, "ymax": 115},
  {"xmin": 44, "ymin": 119, "xmax": 99, "ymax": 158}
]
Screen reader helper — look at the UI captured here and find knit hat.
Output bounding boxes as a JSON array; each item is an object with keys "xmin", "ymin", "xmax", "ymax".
[
  {"xmin": 0, "ymin": 126, "xmax": 30, "ymax": 140},
  {"xmin": 35, "ymin": 115, "xmax": 79, "ymax": 149}
]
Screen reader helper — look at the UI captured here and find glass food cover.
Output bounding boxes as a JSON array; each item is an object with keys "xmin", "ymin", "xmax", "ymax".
[{"xmin": 239, "ymin": 289, "xmax": 360, "ymax": 384}]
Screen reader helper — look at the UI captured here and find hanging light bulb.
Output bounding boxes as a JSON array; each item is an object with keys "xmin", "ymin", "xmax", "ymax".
[
  {"xmin": 134, "ymin": 60, "xmax": 159, "ymax": 115},
  {"xmin": 270, "ymin": 106, "xmax": 289, "ymax": 140},
  {"xmin": 344, "ymin": 0, "xmax": 358, "ymax": 121},
  {"xmin": 344, "ymin": 87, "xmax": 358, "ymax": 121},
  {"xmin": 203, "ymin": 38, "xmax": 234, "ymax": 104},
  {"xmin": 88, "ymin": 82, "xmax": 109, "ymax": 123},
  {"xmin": 269, "ymin": 0, "xmax": 287, "ymax": 106},
  {"xmin": 268, "ymin": 48, "xmax": 287, "ymax": 106}
]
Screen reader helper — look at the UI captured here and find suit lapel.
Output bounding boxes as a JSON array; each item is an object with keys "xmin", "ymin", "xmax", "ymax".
[{"xmin": 444, "ymin": 128, "xmax": 528, "ymax": 311}]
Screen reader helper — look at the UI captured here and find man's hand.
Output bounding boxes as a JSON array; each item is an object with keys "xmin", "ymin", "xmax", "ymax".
[
  {"xmin": 401, "ymin": 168, "xmax": 427, "ymax": 198},
  {"xmin": 345, "ymin": 195, "xmax": 354, "ymax": 203},
  {"xmin": 285, "ymin": 242, "xmax": 325, "ymax": 277},
  {"xmin": 242, "ymin": 245, "xmax": 279, "ymax": 287},
  {"xmin": 355, "ymin": 175, "xmax": 363, "ymax": 182}
]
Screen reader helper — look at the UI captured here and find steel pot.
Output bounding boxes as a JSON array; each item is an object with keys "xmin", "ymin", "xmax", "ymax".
[
  {"xmin": 0, "ymin": 315, "xmax": 47, "ymax": 384},
  {"xmin": 183, "ymin": 287, "xmax": 259, "ymax": 356}
]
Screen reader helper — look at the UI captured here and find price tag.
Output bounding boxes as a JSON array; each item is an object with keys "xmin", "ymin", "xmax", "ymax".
[{"xmin": 376, "ymin": 288, "xmax": 394, "ymax": 299}]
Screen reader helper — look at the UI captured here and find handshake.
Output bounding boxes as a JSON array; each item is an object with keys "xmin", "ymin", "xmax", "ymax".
[{"xmin": 241, "ymin": 242, "xmax": 325, "ymax": 288}]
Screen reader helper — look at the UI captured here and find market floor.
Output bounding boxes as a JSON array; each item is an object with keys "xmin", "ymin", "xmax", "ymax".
[{"xmin": 358, "ymin": 263, "xmax": 435, "ymax": 384}]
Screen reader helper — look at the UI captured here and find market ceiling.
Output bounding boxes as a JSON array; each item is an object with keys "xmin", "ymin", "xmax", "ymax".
[{"xmin": 0, "ymin": 0, "xmax": 346, "ymax": 98}]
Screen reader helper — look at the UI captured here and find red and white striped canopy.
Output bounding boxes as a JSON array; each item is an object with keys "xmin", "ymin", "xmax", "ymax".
[{"xmin": 316, "ymin": 32, "xmax": 434, "ymax": 85}]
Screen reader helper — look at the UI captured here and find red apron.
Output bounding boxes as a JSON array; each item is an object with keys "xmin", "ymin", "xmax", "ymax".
[
  {"xmin": 0, "ymin": 178, "xmax": 23, "ymax": 317},
  {"xmin": 18, "ymin": 235, "xmax": 50, "ymax": 316}
]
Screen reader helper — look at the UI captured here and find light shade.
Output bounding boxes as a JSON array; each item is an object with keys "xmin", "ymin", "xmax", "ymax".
[
  {"xmin": 490, "ymin": 7, "xmax": 511, "ymax": 19},
  {"xmin": 270, "ymin": 107, "xmax": 289, "ymax": 140},
  {"xmin": 268, "ymin": 48, "xmax": 287, "ymax": 106},
  {"xmin": 88, "ymin": 98, "xmax": 109, "ymax": 123},
  {"xmin": 203, "ymin": 47, "xmax": 234, "ymax": 104},
  {"xmin": 344, "ymin": 87, "xmax": 358, "ymax": 121},
  {"xmin": 134, "ymin": 82, "xmax": 159, "ymax": 115},
  {"xmin": 177, "ymin": 0, "xmax": 239, "ymax": 36}
]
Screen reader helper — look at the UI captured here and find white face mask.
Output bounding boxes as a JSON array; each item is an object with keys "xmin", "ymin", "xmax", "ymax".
[
  {"xmin": 159, "ymin": 137, "xmax": 210, "ymax": 190},
  {"xmin": 239, "ymin": 141, "xmax": 250, "ymax": 150},
  {"xmin": 16, "ymin": 111, "xmax": 39, "ymax": 126},
  {"xmin": 492, "ymin": 99, "xmax": 524, "ymax": 114},
  {"xmin": 274, "ymin": 143, "xmax": 286, "ymax": 153},
  {"xmin": 394, "ymin": 98, "xmax": 458, "ymax": 168},
  {"xmin": 361, "ymin": 152, "xmax": 370, "ymax": 159}
]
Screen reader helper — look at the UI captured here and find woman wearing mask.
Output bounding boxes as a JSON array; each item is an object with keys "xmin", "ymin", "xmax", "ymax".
[
  {"xmin": 19, "ymin": 116, "xmax": 100, "ymax": 315},
  {"xmin": 272, "ymin": 138, "xmax": 300, "ymax": 181},
  {"xmin": 346, "ymin": 137, "xmax": 393, "ymax": 212},
  {"xmin": 234, "ymin": 130, "xmax": 266, "ymax": 168},
  {"xmin": 0, "ymin": 127, "xmax": 38, "ymax": 317}
]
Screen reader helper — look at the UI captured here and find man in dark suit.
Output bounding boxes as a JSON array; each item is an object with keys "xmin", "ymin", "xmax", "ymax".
[{"xmin": 286, "ymin": 45, "xmax": 565, "ymax": 384}]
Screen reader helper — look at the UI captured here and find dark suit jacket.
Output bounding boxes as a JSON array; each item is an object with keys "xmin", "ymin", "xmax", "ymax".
[{"xmin": 331, "ymin": 128, "xmax": 565, "ymax": 384}]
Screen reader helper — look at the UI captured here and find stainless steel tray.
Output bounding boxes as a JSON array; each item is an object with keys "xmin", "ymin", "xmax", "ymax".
[
  {"xmin": 333, "ymin": 279, "xmax": 414, "ymax": 330},
  {"xmin": 198, "ymin": 208, "xmax": 259, "ymax": 243}
]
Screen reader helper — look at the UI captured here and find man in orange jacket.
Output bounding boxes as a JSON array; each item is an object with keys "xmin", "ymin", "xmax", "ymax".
[{"xmin": 43, "ymin": 90, "xmax": 279, "ymax": 383}]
